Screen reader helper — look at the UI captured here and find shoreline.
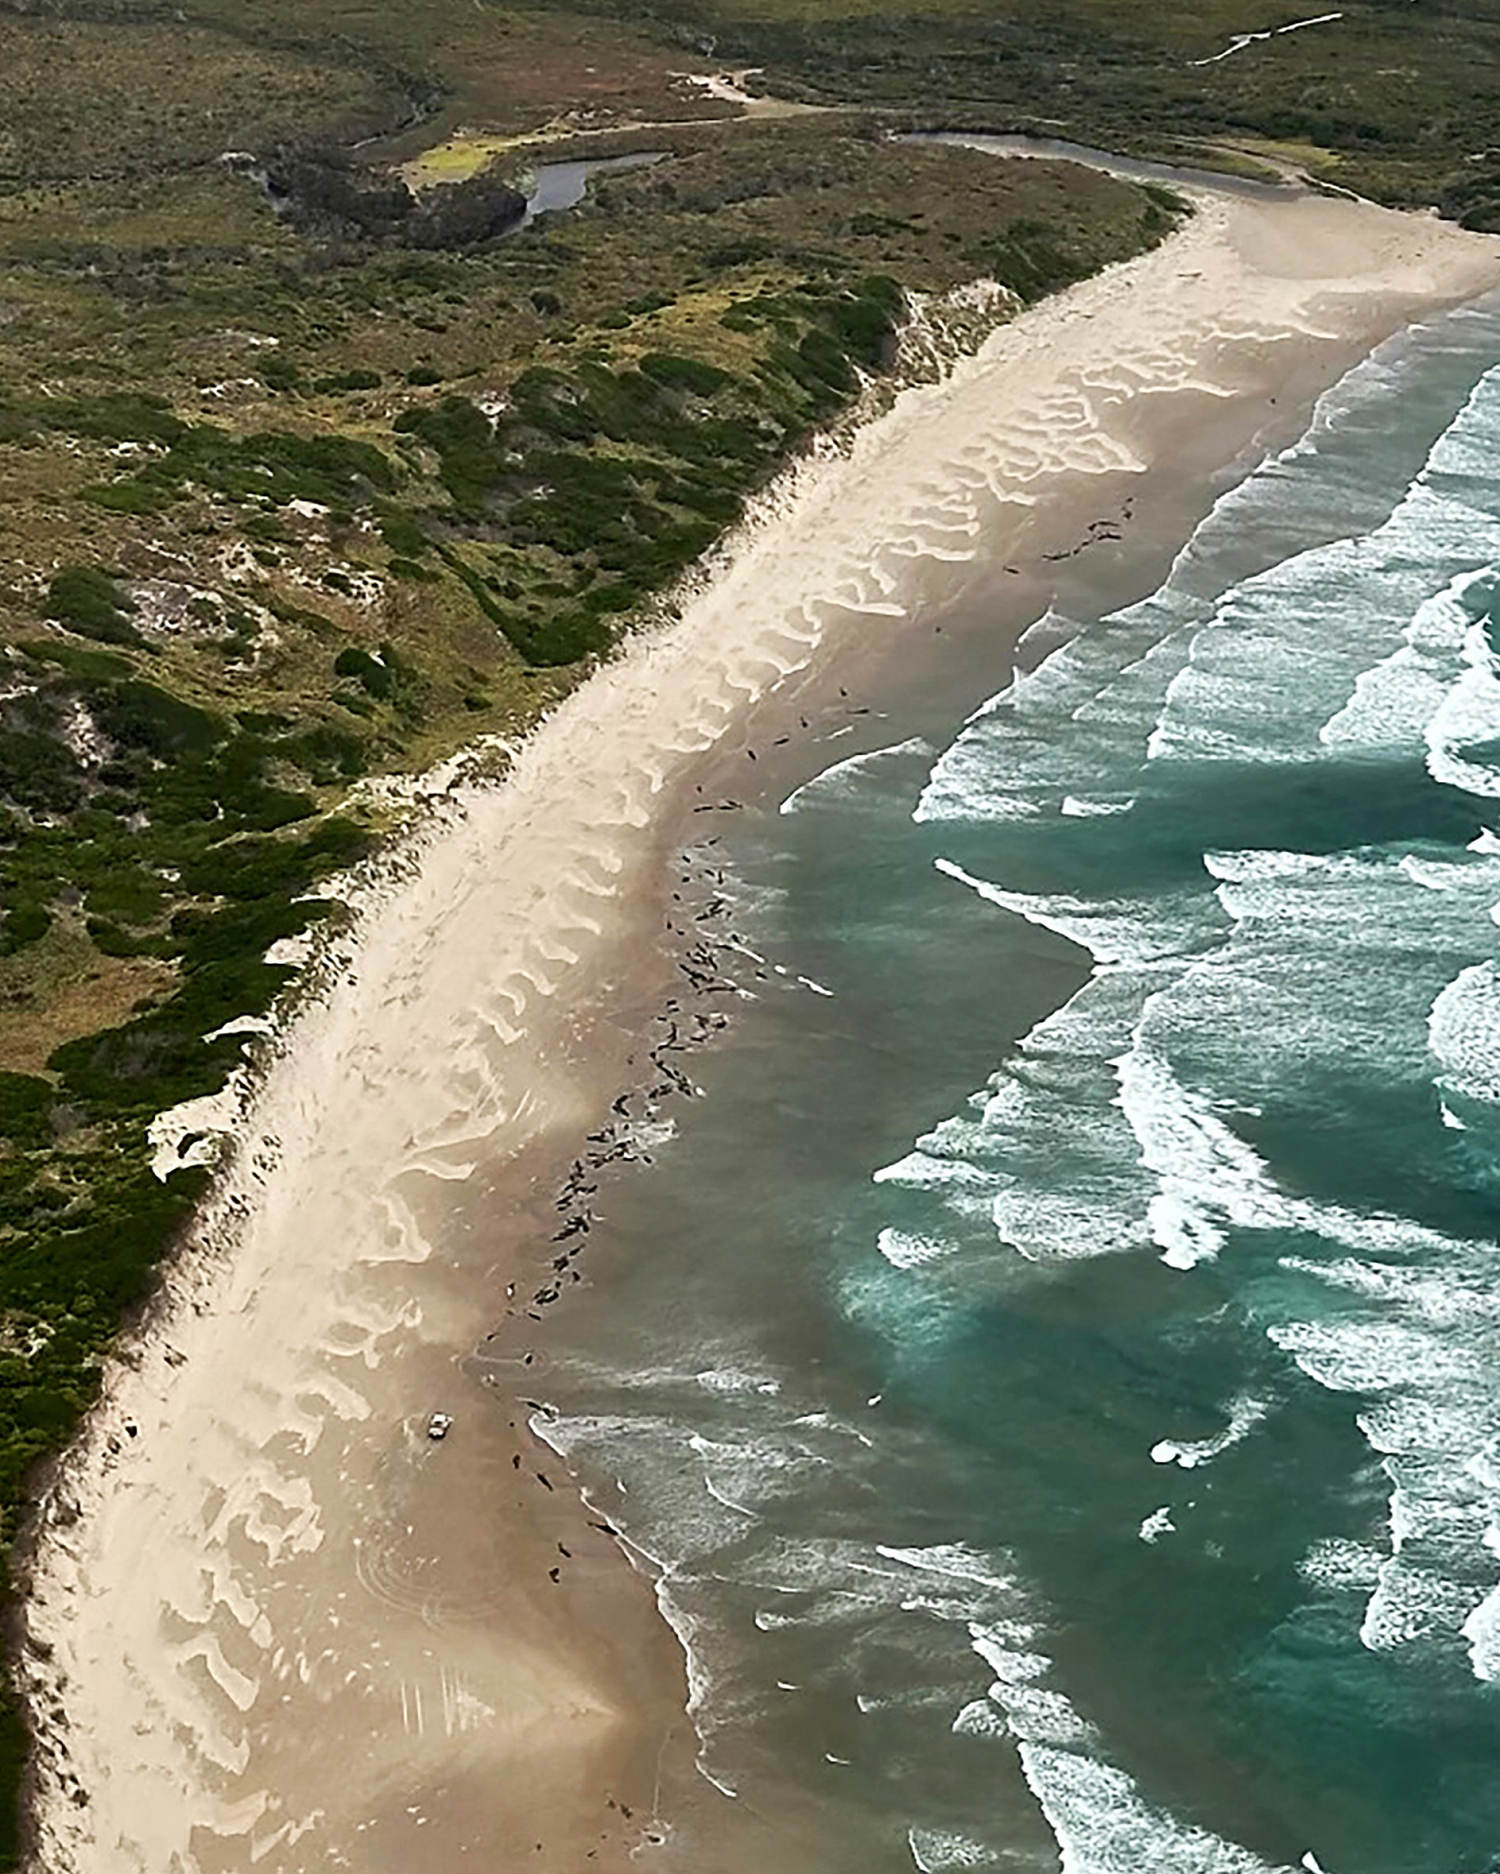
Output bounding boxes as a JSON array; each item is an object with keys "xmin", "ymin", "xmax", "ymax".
[{"xmin": 17, "ymin": 181, "xmax": 1500, "ymax": 1872}]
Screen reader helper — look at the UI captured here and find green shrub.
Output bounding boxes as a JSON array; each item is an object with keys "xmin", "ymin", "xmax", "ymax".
[
  {"xmin": 639, "ymin": 353, "xmax": 733, "ymax": 396},
  {"xmin": 982, "ymin": 218, "xmax": 1093, "ymax": 302},
  {"xmin": 260, "ymin": 355, "xmax": 302, "ymax": 393},
  {"xmin": 172, "ymin": 894, "xmax": 334, "ymax": 971},
  {"xmin": 130, "ymin": 425, "xmax": 396, "ymax": 509},
  {"xmin": 87, "ymin": 919, "xmax": 172, "ymax": 958},
  {"xmin": 79, "ymin": 479, "xmax": 175, "ymax": 516},
  {"xmin": 795, "ymin": 328, "xmax": 856, "ymax": 394},
  {"xmin": 14, "ymin": 640, "xmax": 131, "ymax": 682},
  {"xmin": 42, "ymin": 391, "xmax": 184, "ymax": 447},
  {"xmin": 377, "ymin": 506, "xmax": 429, "ymax": 558},
  {"xmin": 394, "ymin": 396, "xmax": 502, "ymax": 513},
  {"xmin": 0, "ymin": 1076, "xmax": 51, "ymax": 1149},
  {"xmin": 333, "ymin": 645, "xmax": 394, "ymax": 698},
  {"xmin": 177, "ymin": 818, "xmax": 369, "ymax": 903},
  {"xmin": 311, "ymin": 368, "xmax": 382, "ymax": 394},
  {"xmin": 0, "ymin": 906, "xmax": 50, "ymax": 957},
  {"xmin": 820, "ymin": 275, "xmax": 903, "ymax": 367},
  {"xmin": 85, "ymin": 868, "xmax": 166, "ymax": 927},
  {"xmin": 48, "ymin": 1016, "xmax": 247, "ymax": 1115},
  {"xmin": 43, "ymin": 567, "xmax": 140, "ymax": 646},
  {"xmin": 90, "ymin": 682, "xmax": 221, "ymax": 759},
  {"xmin": 388, "ymin": 556, "xmax": 437, "ymax": 582},
  {"xmin": 0, "ymin": 732, "xmax": 83, "ymax": 815},
  {"xmin": 284, "ymin": 724, "xmax": 367, "ymax": 783}
]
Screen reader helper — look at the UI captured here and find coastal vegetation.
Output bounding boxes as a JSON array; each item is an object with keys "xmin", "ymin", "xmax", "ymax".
[
  {"xmin": 0, "ymin": 0, "xmax": 1191, "ymax": 1849},
  {"xmin": 566, "ymin": 0, "xmax": 1500, "ymax": 220}
]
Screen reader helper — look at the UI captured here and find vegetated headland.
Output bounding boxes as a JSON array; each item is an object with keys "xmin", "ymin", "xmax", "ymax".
[{"xmin": 0, "ymin": 0, "xmax": 1495, "ymax": 1862}]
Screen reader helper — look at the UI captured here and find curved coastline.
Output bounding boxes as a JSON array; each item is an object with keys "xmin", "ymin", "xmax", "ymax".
[{"xmin": 17, "ymin": 174, "xmax": 1500, "ymax": 1872}]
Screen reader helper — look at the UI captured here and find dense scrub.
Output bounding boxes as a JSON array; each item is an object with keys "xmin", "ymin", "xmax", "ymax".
[
  {"xmin": 559, "ymin": 0, "xmax": 1500, "ymax": 212},
  {"xmin": 392, "ymin": 274, "xmax": 906, "ymax": 661}
]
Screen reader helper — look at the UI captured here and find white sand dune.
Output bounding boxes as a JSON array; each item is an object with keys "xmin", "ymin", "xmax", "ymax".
[{"xmin": 19, "ymin": 187, "xmax": 1500, "ymax": 1874}]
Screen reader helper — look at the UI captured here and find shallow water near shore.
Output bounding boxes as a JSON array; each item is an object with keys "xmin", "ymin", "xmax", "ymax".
[{"xmin": 522, "ymin": 287, "xmax": 1500, "ymax": 1874}]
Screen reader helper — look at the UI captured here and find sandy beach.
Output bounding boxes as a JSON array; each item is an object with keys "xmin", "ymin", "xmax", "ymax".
[{"xmin": 17, "ymin": 180, "xmax": 1500, "ymax": 1874}]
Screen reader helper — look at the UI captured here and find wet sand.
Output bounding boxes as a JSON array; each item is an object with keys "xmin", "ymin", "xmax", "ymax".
[{"xmin": 17, "ymin": 185, "xmax": 1500, "ymax": 1872}]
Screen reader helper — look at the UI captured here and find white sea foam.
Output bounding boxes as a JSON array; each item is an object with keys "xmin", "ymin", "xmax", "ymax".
[
  {"xmin": 880, "ymin": 341, "xmax": 1500, "ymax": 1750},
  {"xmin": 1299, "ymin": 1538, "xmax": 1384, "ymax": 1593},
  {"xmin": 874, "ymin": 963, "xmax": 1183, "ymax": 1268},
  {"xmin": 876, "ymin": 1544, "xmax": 1019, "ymax": 1595},
  {"xmin": 1015, "ymin": 1744, "xmax": 1293, "ymax": 1874},
  {"xmin": 935, "ymin": 858, "xmax": 1207, "ymax": 965},
  {"xmin": 1268, "ymin": 1318, "xmax": 1474, "ymax": 1395},
  {"xmin": 873, "ymin": 1150, "xmax": 998, "ymax": 1207},
  {"xmin": 1462, "ymin": 1572, "xmax": 1500, "ymax": 1681},
  {"xmin": 1152, "ymin": 373, "xmax": 1500, "ymax": 774},
  {"xmin": 1146, "ymin": 530, "xmax": 1418, "ymax": 768},
  {"xmin": 1263, "ymin": 1284, "xmax": 1500, "ymax": 1675},
  {"xmin": 654, "ymin": 1574, "xmax": 731, "ymax": 1742},
  {"xmin": 1429, "ymin": 961, "xmax": 1500, "ymax": 1104},
  {"xmin": 915, "ymin": 601, "xmax": 1193, "ymax": 826},
  {"xmin": 950, "ymin": 1699, "xmax": 1011, "ymax": 1739},
  {"xmin": 1315, "ymin": 380, "xmax": 1500, "ymax": 784},
  {"xmin": 779, "ymin": 735, "xmax": 934, "ymax": 815},
  {"xmin": 876, "ymin": 1552, "xmax": 1294, "ymax": 1872},
  {"xmin": 878, "ymin": 1228, "xmax": 956, "ymax": 1269},
  {"xmin": 907, "ymin": 1827, "xmax": 993, "ymax": 1871},
  {"xmin": 1117, "ymin": 1038, "xmax": 1277, "ymax": 1268},
  {"xmin": 1150, "ymin": 1395, "xmax": 1269, "ymax": 1469},
  {"xmin": 1060, "ymin": 795, "xmax": 1136, "ymax": 817},
  {"xmin": 695, "ymin": 1366, "xmax": 782, "ymax": 1397},
  {"xmin": 1425, "ymin": 602, "xmax": 1500, "ymax": 798}
]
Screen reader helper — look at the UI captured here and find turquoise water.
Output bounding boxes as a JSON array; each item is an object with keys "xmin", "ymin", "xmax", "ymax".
[{"xmin": 534, "ymin": 293, "xmax": 1500, "ymax": 1873}]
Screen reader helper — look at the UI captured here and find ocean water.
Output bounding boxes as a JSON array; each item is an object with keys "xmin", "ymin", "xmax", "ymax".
[{"xmin": 531, "ymin": 293, "xmax": 1500, "ymax": 1874}]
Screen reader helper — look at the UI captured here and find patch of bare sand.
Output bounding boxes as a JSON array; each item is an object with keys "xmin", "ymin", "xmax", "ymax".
[{"xmin": 18, "ymin": 186, "xmax": 1500, "ymax": 1874}]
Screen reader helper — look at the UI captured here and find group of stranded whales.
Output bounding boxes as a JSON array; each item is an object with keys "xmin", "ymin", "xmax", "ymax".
[{"xmin": 481, "ymin": 835, "xmax": 745, "ymax": 1377}]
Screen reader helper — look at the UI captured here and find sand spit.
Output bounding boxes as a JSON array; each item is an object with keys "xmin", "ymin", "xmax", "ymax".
[{"xmin": 19, "ymin": 187, "xmax": 1500, "ymax": 1874}]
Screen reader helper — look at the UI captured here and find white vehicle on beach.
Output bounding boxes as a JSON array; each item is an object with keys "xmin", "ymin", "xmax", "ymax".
[{"xmin": 426, "ymin": 1412, "xmax": 454, "ymax": 1440}]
